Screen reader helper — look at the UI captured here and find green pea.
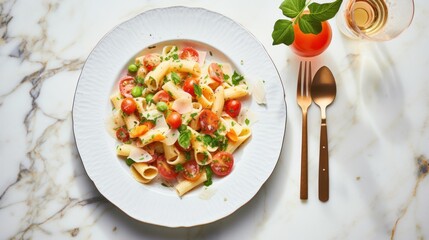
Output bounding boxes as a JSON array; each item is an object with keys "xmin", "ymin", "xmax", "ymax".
[
  {"xmin": 131, "ymin": 86, "xmax": 143, "ymax": 97},
  {"xmin": 145, "ymin": 93, "xmax": 154, "ymax": 103},
  {"xmin": 156, "ymin": 101, "xmax": 168, "ymax": 112},
  {"xmin": 128, "ymin": 64, "xmax": 138, "ymax": 73}
]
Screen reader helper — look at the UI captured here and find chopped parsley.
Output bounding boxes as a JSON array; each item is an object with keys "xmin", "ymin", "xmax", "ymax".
[
  {"xmin": 201, "ymin": 133, "xmax": 227, "ymax": 150},
  {"xmin": 245, "ymin": 118, "xmax": 250, "ymax": 125},
  {"xmin": 125, "ymin": 158, "xmax": 135, "ymax": 166},
  {"xmin": 232, "ymin": 71, "xmax": 244, "ymax": 86},
  {"xmin": 175, "ymin": 164, "xmax": 184, "ymax": 172},
  {"xmin": 223, "ymin": 74, "xmax": 230, "ymax": 81}
]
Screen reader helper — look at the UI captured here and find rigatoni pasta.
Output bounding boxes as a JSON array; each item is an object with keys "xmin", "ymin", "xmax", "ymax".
[{"xmin": 109, "ymin": 44, "xmax": 253, "ymax": 197}]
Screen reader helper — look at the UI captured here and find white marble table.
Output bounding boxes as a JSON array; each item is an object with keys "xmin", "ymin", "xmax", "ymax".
[{"xmin": 1, "ymin": 0, "xmax": 428, "ymax": 239}]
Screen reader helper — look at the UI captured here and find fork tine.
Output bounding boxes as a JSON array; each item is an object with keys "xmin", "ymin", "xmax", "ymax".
[
  {"xmin": 297, "ymin": 61, "xmax": 303, "ymax": 96},
  {"xmin": 306, "ymin": 61, "xmax": 312, "ymax": 96},
  {"xmin": 303, "ymin": 61, "xmax": 308, "ymax": 96}
]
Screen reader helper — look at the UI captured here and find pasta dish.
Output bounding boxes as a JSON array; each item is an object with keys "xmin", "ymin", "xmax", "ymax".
[{"xmin": 109, "ymin": 45, "xmax": 251, "ymax": 196}]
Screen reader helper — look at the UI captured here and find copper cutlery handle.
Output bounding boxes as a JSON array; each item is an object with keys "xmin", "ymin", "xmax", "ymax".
[
  {"xmin": 300, "ymin": 111, "xmax": 308, "ymax": 200},
  {"xmin": 318, "ymin": 118, "xmax": 329, "ymax": 202}
]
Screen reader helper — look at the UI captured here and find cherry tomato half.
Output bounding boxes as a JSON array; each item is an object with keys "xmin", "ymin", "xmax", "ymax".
[
  {"xmin": 181, "ymin": 160, "xmax": 202, "ymax": 181},
  {"xmin": 183, "ymin": 77, "xmax": 199, "ymax": 98},
  {"xmin": 121, "ymin": 98, "xmax": 137, "ymax": 115},
  {"xmin": 290, "ymin": 20, "xmax": 332, "ymax": 57},
  {"xmin": 199, "ymin": 109, "xmax": 220, "ymax": 135},
  {"xmin": 156, "ymin": 155, "xmax": 178, "ymax": 180},
  {"xmin": 116, "ymin": 127, "xmax": 130, "ymax": 142},
  {"xmin": 153, "ymin": 90, "xmax": 171, "ymax": 103},
  {"xmin": 208, "ymin": 63, "xmax": 224, "ymax": 83},
  {"xmin": 143, "ymin": 53, "xmax": 162, "ymax": 71},
  {"xmin": 166, "ymin": 111, "xmax": 182, "ymax": 129},
  {"xmin": 211, "ymin": 151, "xmax": 234, "ymax": 176},
  {"xmin": 224, "ymin": 100, "xmax": 241, "ymax": 118},
  {"xmin": 179, "ymin": 47, "xmax": 199, "ymax": 62},
  {"xmin": 119, "ymin": 76, "xmax": 136, "ymax": 98}
]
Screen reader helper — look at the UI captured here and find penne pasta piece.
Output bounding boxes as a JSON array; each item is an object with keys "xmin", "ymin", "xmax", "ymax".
[
  {"xmin": 221, "ymin": 114, "xmax": 243, "ymax": 138},
  {"xmin": 163, "ymin": 143, "xmax": 177, "ymax": 161},
  {"xmin": 175, "ymin": 172, "xmax": 207, "ymax": 196},
  {"xmin": 226, "ymin": 126, "xmax": 251, "ymax": 154},
  {"xmin": 134, "ymin": 97, "xmax": 147, "ymax": 116},
  {"xmin": 197, "ymin": 84, "xmax": 215, "ymax": 108},
  {"xmin": 136, "ymin": 66, "xmax": 148, "ymax": 79},
  {"xmin": 130, "ymin": 162, "xmax": 158, "ymax": 184},
  {"xmin": 144, "ymin": 61, "xmax": 171, "ymax": 92},
  {"xmin": 224, "ymin": 84, "xmax": 249, "ymax": 100},
  {"xmin": 123, "ymin": 113, "xmax": 140, "ymax": 130},
  {"xmin": 170, "ymin": 60, "xmax": 201, "ymax": 76},
  {"xmin": 116, "ymin": 144, "xmax": 133, "ymax": 157},
  {"xmin": 110, "ymin": 92, "xmax": 123, "ymax": 110},
  {"xmin": 189, "ymin": 128, "xmax": 213, "ymax": 165},
  {"xmin": 112, "ymin": 110, "xmax": 125, "ymax": 128},
  {"xmin": 164, "ymin": 147, "xmax": 186, "ymax": 165},
  {"xmin": 162, "ymin": 45, "xmax": 177, "ymax": 57},
  {"xmin": 211, "ymin": 86, "xmax": 225, "ymax": 116},
  {"xmin": 116, "ymin": 144, "xmax": 153, "ymax": 163}
]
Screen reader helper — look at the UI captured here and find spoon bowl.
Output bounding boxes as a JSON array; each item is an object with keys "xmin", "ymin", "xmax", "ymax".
[{"xmin": 311, "ymin": 66, "xmax": 337, "ymax": 111}]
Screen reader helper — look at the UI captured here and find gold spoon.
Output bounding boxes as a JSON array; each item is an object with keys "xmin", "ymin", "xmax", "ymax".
[{"xmin": 311, "ymin": 66, "xmax": 337, "ymax": 202}]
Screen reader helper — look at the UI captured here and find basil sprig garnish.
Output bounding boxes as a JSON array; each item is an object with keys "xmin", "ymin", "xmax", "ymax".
[{"xmin": 272, "ymin": 0, "xmax": 343, "ymax": 46}]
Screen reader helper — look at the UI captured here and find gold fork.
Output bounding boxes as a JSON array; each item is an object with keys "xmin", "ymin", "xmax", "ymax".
[{"xmin": 297, "ymin": 61, "xmax": 312, "ymax": 200}]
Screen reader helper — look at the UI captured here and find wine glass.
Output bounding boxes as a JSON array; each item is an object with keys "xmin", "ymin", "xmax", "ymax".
[{"xmin": 336, "ymin": 0, "xmax": 414, "ymax": 41}]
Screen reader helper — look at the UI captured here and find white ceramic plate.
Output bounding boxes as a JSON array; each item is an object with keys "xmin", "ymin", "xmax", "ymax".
[{"xmin": 73, "ymin": 6, "xmax": 286, "ymax": 227}]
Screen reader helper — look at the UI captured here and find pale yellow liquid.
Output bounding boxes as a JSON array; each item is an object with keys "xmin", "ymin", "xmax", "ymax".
[{"xmin": 347, "ymin": 0, "xmax": 388, "ymax": 36}]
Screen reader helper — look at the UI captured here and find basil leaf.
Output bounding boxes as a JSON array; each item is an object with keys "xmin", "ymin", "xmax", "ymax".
[
  {"xmin": 231, "ymin": 71, "xmax": 244, "ymax": 86},
  {"xmin": 272, "ymin": 19, "xmax": 294, "ymax": 45},
  {"xmin": 193, "ymin": 83, "xmax": 202, "ymax": 98},
  {"xmin": 279, "ymin": 0, "xmax": 306, "ymax": 18},
  {"xmin": 298, "ymin": 15, "xmax": 322, "ymax": 34},
  {"xmin": 308, "ymin": 0, "xmax": 343, "ymax": 22},
  {"xmin": 178, "ymin": 129, "xmax": 191, "ymax": 149},
  {"xmin": 204, "ymin": 166, "xmax": 213, "ymax": 186},
  {"xmin": 202, "ymin": 134, "xmax": 213, "ymax": 146},
  {"xmin": 171, "ymin": 72, "xmax": 181, "ymax": 85}
]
